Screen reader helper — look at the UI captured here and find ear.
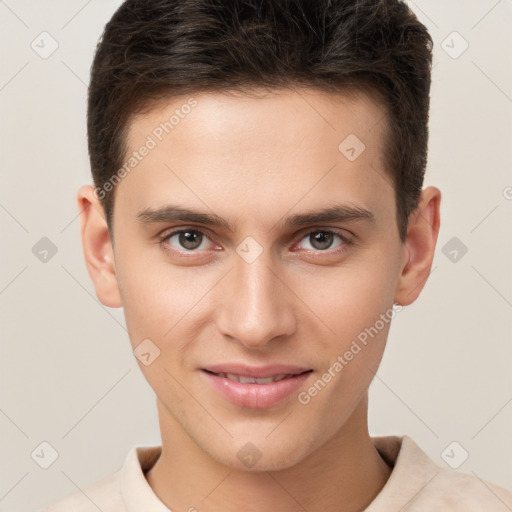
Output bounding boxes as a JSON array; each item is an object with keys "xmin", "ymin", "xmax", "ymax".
[
  {"xmin": 77, "ymin": 185, "xmax": 122, "ymax": 308},
  {"xmin": 394, "ymin": 186, "xmax": 441, "ymax": 306}
]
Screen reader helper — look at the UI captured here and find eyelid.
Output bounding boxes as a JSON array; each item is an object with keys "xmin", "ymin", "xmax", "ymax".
[{"xmin": 294, "ymin": 226, "xmax": 352, "ymax": 243}]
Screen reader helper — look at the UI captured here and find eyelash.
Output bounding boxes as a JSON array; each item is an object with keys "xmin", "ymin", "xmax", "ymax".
[{"xmin": 158, "ymin": 227, "xmax": 352, "ymax": 258}]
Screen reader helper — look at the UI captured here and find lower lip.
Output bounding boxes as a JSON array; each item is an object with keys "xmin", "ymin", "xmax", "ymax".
[{"xmin": 201, "ymin": 370, "xmax": 312, "ymax": 409}]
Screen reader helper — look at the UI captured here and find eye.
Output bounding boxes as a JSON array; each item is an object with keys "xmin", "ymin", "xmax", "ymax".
[
  {"xmin": 159, "ymin": 227, "xmax": 351, "ymax": 257},
  {"xmin": 295, "ymin": 230, "xmax": 347, "ymax": 252},
  {"xmin": 162, "ymin": 229, "xmax": 214, "ymax": 252}
]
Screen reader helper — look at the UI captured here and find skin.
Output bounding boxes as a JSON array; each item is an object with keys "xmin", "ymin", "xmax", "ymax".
[{"xmin": 78, "ymin": 87, "xmax": 440, "ymax": 512}]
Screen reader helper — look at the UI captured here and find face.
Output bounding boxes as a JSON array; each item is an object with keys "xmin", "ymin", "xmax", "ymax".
[{"xmin": 99, "ymin": 88, "xmax": 411, "ymax": 470}]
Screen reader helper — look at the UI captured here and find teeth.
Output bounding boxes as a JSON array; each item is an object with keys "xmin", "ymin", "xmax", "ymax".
[{"xmin": 218, "ymin": 372, "xmax": 291, "ymax": 384}]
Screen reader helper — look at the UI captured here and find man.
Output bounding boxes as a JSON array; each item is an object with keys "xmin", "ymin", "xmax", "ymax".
[{"xmin": 43, "ymin": 0, "xmax": 512, "ymax": 510}]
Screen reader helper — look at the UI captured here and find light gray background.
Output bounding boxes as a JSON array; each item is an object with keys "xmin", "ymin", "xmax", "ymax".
[{"xmin": 1, "ymin": 1, "xmax": 511, "ymax": 510}]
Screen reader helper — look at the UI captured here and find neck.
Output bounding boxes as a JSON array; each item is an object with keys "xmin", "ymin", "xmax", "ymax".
[{"xmin": 145, "ymin": 394, "xmax": 391, "ymax": 512}]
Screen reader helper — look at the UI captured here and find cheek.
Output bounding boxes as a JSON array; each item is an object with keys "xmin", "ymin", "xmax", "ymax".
[
  {"xmin": 115, "ymin": 246, "xmax": 214, "ymax": 361},
  {"xmin": 114, "ymin": 257, "xmax": 198, "ymax": 395},
  {"xmin": 298, "ymin": 256, "xmax": 398, "ymax": 342},
  {"xmin": 114, "ymin": 247, "xmax": 179, "ymax": 342}
]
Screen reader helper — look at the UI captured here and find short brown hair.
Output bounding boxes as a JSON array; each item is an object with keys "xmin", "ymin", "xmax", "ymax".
[{"xmin": 88, "ymin": 0, "xmax": 433, "ymax": 241}]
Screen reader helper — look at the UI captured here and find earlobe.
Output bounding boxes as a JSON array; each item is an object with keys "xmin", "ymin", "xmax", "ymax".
[
  {"xmin": 394, "ymin": 186, "xmax": 441, "ymax": 306},
  {"xmin": 77, "ymin": 185, "xmax": 122, "ymax": 308}
]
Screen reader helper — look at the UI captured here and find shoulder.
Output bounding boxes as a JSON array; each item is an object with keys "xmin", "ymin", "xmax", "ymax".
[
  {"xmin": 41, "ymin": 469, "xmax": 124, "ymax": 512},
  {"xmin": 420, "ymin": 465, "xmax": 512, "ymax": 510},
  {"xmin": 40, "ymin": 445, "xmax": 162, "ymax": 512},
  {"xmin": 371, "ymin": 435, "xmax": 512, "ymax": 511},
  {"xmin": 403, "ymin": 436, "xmax": 512, "ymax": 511}
]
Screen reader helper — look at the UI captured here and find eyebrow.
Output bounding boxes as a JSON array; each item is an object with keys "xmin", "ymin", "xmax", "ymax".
[{"xmin": 136, "ymin": 203, "xmax": 375, "ymax": 231}]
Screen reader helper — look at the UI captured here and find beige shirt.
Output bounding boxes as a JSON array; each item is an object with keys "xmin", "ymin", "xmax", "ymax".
[{"xmin": 42, "ymin": 435, "xmax": 512, "ymax": 511}]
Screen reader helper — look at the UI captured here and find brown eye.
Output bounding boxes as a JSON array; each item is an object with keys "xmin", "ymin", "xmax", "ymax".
[
  {"xmin": 178, "ymin": 231, "xmax": 203, "ymax": 250},
  {"xmin": 310, "ymin": 231, "xmax": 334, "ymax": 250},
  {"xmin": 163, "ymin": 229, "xmax": 210, "ymax": 251},
  {"xmin": 297, "ymin": 230, "xmax": 345, "ymax": 252}
]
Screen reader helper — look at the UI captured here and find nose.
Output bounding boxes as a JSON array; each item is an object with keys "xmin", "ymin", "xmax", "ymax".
[{"xmin": 216, "ymin": 250, "xmax": 296, "ymax": 350}]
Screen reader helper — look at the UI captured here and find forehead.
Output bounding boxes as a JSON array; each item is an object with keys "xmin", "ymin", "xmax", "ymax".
[
  {"xmin": 117, "ymin": 87, "xmax": 393, "ymax": 228},
  {"xmin": 127, "ymin": 87, "xmax": 387, "ymax": 159}
]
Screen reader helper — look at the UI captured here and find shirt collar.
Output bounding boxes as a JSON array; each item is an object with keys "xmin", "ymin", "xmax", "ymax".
[
  {"xmin": 120, "ymin": 445, "xmax": 170, "ymax": 512},
  {"xmin": 365, "ymin": 434, "xmax": 441, "ymax": 510}
]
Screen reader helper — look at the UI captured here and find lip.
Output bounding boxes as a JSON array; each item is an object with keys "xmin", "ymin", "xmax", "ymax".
[
  {"xmin": 202, "ymin": 363, "xmax": 311, "ymax": 378},
  {"xmin": 201, "ymin": 365, "xmax": 313, "ymax": 409}
]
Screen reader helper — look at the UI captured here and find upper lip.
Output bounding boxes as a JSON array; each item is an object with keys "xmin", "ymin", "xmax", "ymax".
[{"xmin": 202, "ymin": 364, "xmax": 312, "ymax": 378}]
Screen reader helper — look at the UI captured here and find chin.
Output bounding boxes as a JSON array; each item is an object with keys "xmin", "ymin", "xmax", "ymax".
[{"xmin": 207, "ymin": 434, "xmax": 316, "ymax": 473}]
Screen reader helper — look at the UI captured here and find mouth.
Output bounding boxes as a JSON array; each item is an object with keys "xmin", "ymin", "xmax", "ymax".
[
  {"xmin": 202, "ymin": 369, "xmax": 313, "ymax": 384},
  {"xmin": 200, "ymin": 368, "xmax": 314, "ymax": 408}
]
